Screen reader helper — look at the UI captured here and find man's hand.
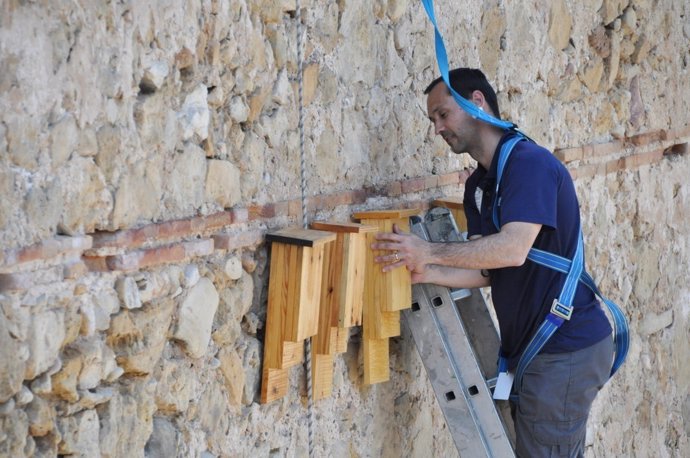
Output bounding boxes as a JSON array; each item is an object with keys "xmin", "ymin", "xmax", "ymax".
[{"xmin": 371, "ymin": 224, "xmax": 429, "ymax": 274}]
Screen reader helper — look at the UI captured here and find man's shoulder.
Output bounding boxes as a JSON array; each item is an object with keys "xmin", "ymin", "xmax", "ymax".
[{"xmin": 511, "ymin": 139, "xmax": 567, "ymax": 173}]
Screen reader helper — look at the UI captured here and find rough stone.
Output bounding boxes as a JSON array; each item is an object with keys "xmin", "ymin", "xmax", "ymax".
[
  {"xmin": 205, "ymin": 159, "xmax": 241, "ymax": 209},
  {"xmin": 218, "ymin": 347, "xmax": 244, "ymax": 406},
  {"xmin": 0, "ymin": 408, "xmax": 30, "ymax": 457},
  {"xmin": 154, "ymin": 358, "xmax": 198, "ymax": 414},
  {"xmin": 173, "ymin": 277, "xmax": 219, "ymax": 358},
  {"xmin": 178, "ymin": 84, "xmax": 210, "ymax": 141},
  {"xmin": 50, "ymin": 114, "xmax": 79, "ymax": 167},
  {"xmin": 58, "ymin": 157, "xmax": 113, "ymax": 235},
  {"xmin": 15, "ymin": 385, "xmax": 33, "ymax": 407},
  {"xmin": 26, "ymin": 396, "xmax": 55, "ymax": 437},
  {"xmin": 0, "ymin": 309, "xmax": 24, "ymax": 402},
  {"xmin": 229, "ymin": 95, "xmax": 250, "ymax": 123},
  {"xmin": 106, "ymin": 298, "xmax": 175, "ymax": 375},
  {"xmin": 115, "ymin": 276, "xmax": 142, "ymax": 310},
  {"xmin": 164, "ymin": 143, "xmax": 207, "ymax": 214},
  {"xmin": 51, "ymin": 351, "xmax": 82, "ymax": 403},
  {"xmin": 580, "ymin": 58, "xmax": 605, "ymax": 93},
  {"xmin": 223, "ymin": 255, "xmax": 243, "ymax": 281},
  {"xmin": 97, "ymin": 382, "xmax": 156, "ymax": 457},
  {"xmin": 140, "ymin": 60, "xmax": 169, "ymax": 92},
  {"xmin": 24, "ymin": 309, "xmax": 65, "ymax": 380},
  {"xmin": 548, "ymin": 0, "xmax": 573, "ymax": 51},
  {"xmin": 145, "ymin": 417, "xmax": 180, "ymax": 457},
  {"xmin": 56, "ymin": 409, "xmax": 100, "ymax": 456}
]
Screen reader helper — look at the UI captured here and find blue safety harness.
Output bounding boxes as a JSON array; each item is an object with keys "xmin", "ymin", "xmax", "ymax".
[{"xmin": 421, "ymin": 0, "xmax": 629, "ymax": 394}]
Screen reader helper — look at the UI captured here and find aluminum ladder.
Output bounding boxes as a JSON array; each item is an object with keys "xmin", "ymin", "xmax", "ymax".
[{"xmin": 403, "ymin": 207, "xmax": 515, "ymax": 457}]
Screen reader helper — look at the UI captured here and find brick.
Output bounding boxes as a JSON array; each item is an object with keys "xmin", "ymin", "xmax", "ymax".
[
  {"xmin": 201, "ymin": 211, "xmax": 233, "ymax": 232},
  {"xmin": 605, "ymin": 158, "xmax": 625, "ymax": 175},
  {"xmin": 91, "ymin": 230, "xmax": 134, "ymax": 249},
  {"xmin": 106, "ymin": 245, "xmax": 186, "ymax": 271},
  {"xmin": 625, "ymin": 150, "xmax": 663, "ymax": 168},
  {"xmin": 184, "ymin": 239, "xmax": 215, "ymax": 258},
  {"xmin": 248, "ymin": 204, "xmax": 276, "ymax": 220},
  {"xmin": 458, "ymin": 168, "xmax": 473, "ymax": 184},
  {"xmin": 213, "ymin": 231, "xmax": 265, "ymax": 251},
  {"xmin": 386, "ymin": 181, "xmax": 402, "ymax": 197},
  {"xmin": 0, "ymin": 266, "xmax": 64, "ymax": 292},
  {"xmin": 401, "ymin": 177, "xmax": 426, "ymax": 194},
  {"xmin": 1, "ymin": 236, "xmax": 93, "ymax": 271},
  {"xmin": 230, "ymin": 207, "xmax": 249, "ymax": 223},
  {"xmin": 288, "ymin": 199, "xmax": 303, "ymax": 218},
  {"xmin": 554, "ymin": 146, "xmax": 584, "ymax": 163},
  {"xmin": 590, "ymin": 140, "xmax": 623, "ymax": 158},
  {"xmin": 273, "ymin": 201, "xmax": 289, "ymax": 218},
  {"xmin": 437, "ymin": 171, "xmax": 460, "ymax": 187},
  {"xmin": 664, "ymin": 125, "xmax": 690, "ymax": 141},
  {"xmin": 424, "ymin": 175, "xmax": 439, "ymax": 190},
  {"xmin": 64, "ymin": 261, "xmax": 89, "ymax": 280},
  {"xmin": 628, "ymin": 130, "xmax": 663, "ymax": 147},
  {"xmin": 83, "ymin": 255, "xmax": 109, "ymax": 272},
  {"xmin": 569, "ymin": 164, "xmax": 600, "ymax": 180}
]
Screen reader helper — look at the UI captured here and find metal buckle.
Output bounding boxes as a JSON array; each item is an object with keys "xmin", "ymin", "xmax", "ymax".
[{"xmin": 550, "ymin": 299, "xmax": 573, "ymax": 321}]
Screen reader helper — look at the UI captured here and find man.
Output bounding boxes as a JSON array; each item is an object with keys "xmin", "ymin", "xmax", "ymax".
[{"xmin": 373, "ymin": 68, "xmax": 613, "ymax": 457}]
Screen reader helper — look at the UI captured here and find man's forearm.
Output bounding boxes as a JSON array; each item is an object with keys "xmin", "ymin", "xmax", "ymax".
[
  {"xmin": 419, "ymin": 265, "xmax": 490, "ymax": 289},
  {"xmin": 425, "ymin": 222, "xmax": 541, "ymax": 270}
]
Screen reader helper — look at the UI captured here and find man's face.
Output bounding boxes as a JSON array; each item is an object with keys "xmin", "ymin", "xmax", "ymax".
[{"xmin": 426, "ymin": 83, "xmax": 477, "ymax": 155}]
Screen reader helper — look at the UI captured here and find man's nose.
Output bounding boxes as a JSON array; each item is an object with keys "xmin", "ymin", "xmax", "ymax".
[{"xmin": 434, "ymin": 122, "xmax": 444, "ymax": 135}]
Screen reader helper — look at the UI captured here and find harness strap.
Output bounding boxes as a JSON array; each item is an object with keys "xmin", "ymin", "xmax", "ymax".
[
  {"xmin": 492, "ymin": 137, "xmax": 629, "ymax": 397},
  {"xmin": 421, "ymin": 0, "xmax": 519, "ymax": 131}
]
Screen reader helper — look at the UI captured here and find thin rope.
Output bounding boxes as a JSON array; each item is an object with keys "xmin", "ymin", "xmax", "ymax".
[{"xmin": 295, "ymin": 1, "xmax": 315, "ymax": 456}]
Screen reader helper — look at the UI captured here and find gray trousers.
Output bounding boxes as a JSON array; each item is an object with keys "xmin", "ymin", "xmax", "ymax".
[{"xmin": 511, "ymin": 336, "xmax": 614, "ymax": 458}]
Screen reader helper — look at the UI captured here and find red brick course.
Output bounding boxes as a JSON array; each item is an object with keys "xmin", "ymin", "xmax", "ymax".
[{"xmin": 3, "ymin": 125, "xmax": 688, "ymax": 274}]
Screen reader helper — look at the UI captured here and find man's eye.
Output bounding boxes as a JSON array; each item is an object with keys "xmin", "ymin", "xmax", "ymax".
[{"xmin": 440, "ymin": 112, "xmax": 447, "ymax": 118}]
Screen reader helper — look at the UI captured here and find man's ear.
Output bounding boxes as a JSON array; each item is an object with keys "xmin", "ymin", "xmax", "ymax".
[{"xmin": 471, "ymin": 90, "xmax": 485, "ymax": 108}]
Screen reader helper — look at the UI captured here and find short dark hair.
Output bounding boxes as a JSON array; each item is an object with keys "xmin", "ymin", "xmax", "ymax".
[{"xmin": 424, "ymin": 68, "xmax": 501, "ymax": 119}]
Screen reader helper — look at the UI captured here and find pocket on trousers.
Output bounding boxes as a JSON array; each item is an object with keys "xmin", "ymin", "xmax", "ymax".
[{"xmin": 531, "ymin": 417, "xmax": 587, "ymax": 447}]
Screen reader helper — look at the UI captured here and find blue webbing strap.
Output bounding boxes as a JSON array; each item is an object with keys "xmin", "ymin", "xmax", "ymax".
[
  {"xmin": 421, "ymin": 0, "xmax": 518, "ymax": 131},
  {"xmin": 527, "ymin": 248, "xmax": 630, "ymax": 376}
]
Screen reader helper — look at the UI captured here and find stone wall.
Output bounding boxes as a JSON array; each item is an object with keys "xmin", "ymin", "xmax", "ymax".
[{"xmin": 0, "ymin": 0, "xmax": 688, "ymax": 456}]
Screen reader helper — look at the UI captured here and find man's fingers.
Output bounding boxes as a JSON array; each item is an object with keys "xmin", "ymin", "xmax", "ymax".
[
  {"xmin": 381, "ymin": 260, "xmax": 407, "ymax": 272},
  {"xmin": 392, "ymin": 224, "xmax": 408, "ymax": 235},
  {"xmin": 371, "ymin": 241, "xmax": 400, "ymax": 251},
  {"xmin": 374, "ymin": 232, "xmax": 401, "ymax": 242}
]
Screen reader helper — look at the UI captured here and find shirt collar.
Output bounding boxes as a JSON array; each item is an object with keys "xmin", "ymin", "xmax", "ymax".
[{"xmin": 483, "ymin": 131, "xmax": 517, "ymax": 181}]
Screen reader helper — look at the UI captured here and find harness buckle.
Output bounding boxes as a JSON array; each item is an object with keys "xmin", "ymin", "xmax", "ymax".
[{"xmin": 550, "ymin": 299, "xmax": 573, "ymax": 321}]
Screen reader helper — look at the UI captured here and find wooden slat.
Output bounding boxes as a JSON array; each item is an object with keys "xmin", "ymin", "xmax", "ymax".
[
  {"xmin": 263, "ymin": 243, "xmax": 290, "ymax": 370},
  {"xmin": 339, "ymin": 232, "xmax": 366, "ymax": 327},
  {"xmin": 360, "ymin": 218, "xmax": 411, "ymax": 314},
  {"xmin": 261, "ymin": 367, "xmax": 288, "ymax": 403},
  {"xmin": 281, "ymin": 341, "xmax": 303, "ymax": 368},
  {"xmin": 363, "ymin": 338, "xmax": 390, "ymax": 385},
  {"xmin": 312, "ymin": 353, "xmax": 334, "ymax": 401},
  {"xmin": 334, "ymin": 327, "xmax": 348, "ymax": 354},
  {"xmin": 266, "ymin": 227, "xmax": 336, "ymax": 247},
  {"xmin": 314, "ymin": 238, "xmax": 336, "ymax": 355},
  {"xmin": 284, "ymin": 244, "xmax": 325, "ymax": 342},
  {"xmin": 352, "ymin": 208, "xmax": 420, "ymax": 220},
  {"xmin": 311, "ymin": 221, "xmax": 379, "ymax": 234}
]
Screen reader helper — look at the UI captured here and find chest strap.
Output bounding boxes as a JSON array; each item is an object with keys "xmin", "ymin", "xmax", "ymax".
[{"xmin": 492, "ymin": 137, "xmax": 629, "ymax": 396}]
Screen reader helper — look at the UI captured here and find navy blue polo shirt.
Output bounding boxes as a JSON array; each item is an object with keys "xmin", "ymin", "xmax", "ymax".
[{"xmin": 463, "ymin": 133, "xmax": 612, "ymax": 369}]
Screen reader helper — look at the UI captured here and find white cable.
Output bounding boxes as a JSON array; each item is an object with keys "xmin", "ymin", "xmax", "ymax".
[{"xmin": 295, "ymin": 1, "xmax": 315, "ymax": 456}]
